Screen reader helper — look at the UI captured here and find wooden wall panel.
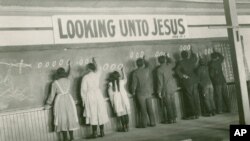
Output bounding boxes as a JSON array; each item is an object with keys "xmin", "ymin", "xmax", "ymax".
[{"xmin": 0, "ymin": 85, "xmax": 238, "ymax": 141}]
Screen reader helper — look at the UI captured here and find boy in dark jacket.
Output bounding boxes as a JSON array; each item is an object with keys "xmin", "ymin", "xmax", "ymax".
[
  {"xmin": 156, "ymin": 55, "xmax": 178, "ymax": 123},
  {"xmin": 197, "ymin": 55, "xmax": 216, "ymax": 116},
  {"xmin": 208, "ymin": 50, "xmax": 230, "ymax": 113},
  {"xmin": 175, "ymin": 48, "xmax": 200, "ymax": 119}
]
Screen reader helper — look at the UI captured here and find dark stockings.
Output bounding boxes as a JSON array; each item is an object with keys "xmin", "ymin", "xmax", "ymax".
[
  {"xmin": 92, "ymin": 125, "xmax": 105, "ymax": 138},
  {"xmin": 62, "ymin": 131, "xmax": 67, "ymax": 141},
  {"xmin": 69, "ymin": 131, "xmax": 74, "ymax": 140},
  {"xmin": 100, "ymin": 124, "xmax": 105, "ymax": 137},
  {"xmin": 120, "ymin": 115, "xmax": 129, "ymax": 132},
  {"xmin": 62, "ymin": 131, "xmax": 74, "ymax": 141},
  {"xmin": 92, "ymin": 125, "xmax": 98, "ymax": 138}
]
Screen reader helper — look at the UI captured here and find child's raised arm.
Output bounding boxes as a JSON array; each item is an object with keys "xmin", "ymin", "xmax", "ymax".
[{"xmin": 120, "ymin": 67, "xmax": 126, "ymax": 80}]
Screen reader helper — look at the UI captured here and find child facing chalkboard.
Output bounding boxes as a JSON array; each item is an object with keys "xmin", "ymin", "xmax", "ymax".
[
  {"xmin": 108, "ymin": 67, "xmax": 131, "ymax": 132},
  {"xmin": 45, "ymin": 61, "xmax": 79, "ymax": 141},
  {"xmin": 81, "ymin": 57, "xmax": 109, "ymax": 138},
  {"xmin": 208, "ymin": 49, "xmax": 230, "ymax": 113}
]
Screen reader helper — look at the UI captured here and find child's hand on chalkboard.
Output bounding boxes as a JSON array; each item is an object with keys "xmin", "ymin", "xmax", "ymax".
[
  {"xmin": 157, "ymin": 92, "xmax": 162, "ymax": 99},
  {"xmin": 183, "ymin": 74, "xmax": 189, "ymax": 79},
  {"xmin": 67, "ymin": 60, "xmax": 71, "ymax": 65},
  {"xmin": 196, "ymin": 53, "xmax": 199, "ymax": 58},
  {"xmin": 165, "ymin": 52, "xmax": 170, "ymax": 57}
]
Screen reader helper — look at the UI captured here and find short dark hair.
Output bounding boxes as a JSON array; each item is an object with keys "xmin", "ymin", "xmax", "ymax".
[
  {"xmin": 56, "ymin": 67, "xmax": 68, "ymax": 79},
  {"xmin": 109, "ymin": 71, "xmax": 120, "ymax": 81},
  {"xmin": 109, "ymin": 71, "xmax": 121, "ymax": 92},
  {"xmin": 181, "ymin": 51, "xmax": 189, "ymax": 59},
  {"xmin": 211, "ymin": 52, "xmax": 219, "ymax": 59},
  {"xmin": 158, "ymin": 56, "xmax": 166, "ymax": 64},
  {"xmin": 199, "ymin": 57, "xmax": 207, "ymax": 65},
  {"xmin": 136, "ymin": 58, "xmax": 144, "ymax": 67},
  {"xmin": 112, "ymin": 71, "xmax": 120, "ymax": 79},
  {"xmin": 87, "ymin": 63, "xmax": 97, "ymax": 72}
]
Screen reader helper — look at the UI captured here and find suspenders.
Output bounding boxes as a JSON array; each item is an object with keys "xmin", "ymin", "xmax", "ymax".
[{"xmin": 55, "ymin": 80, "xmax": 70, "ymax": 94}]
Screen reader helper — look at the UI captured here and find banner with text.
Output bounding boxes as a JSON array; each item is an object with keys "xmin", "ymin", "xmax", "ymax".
[{"xmin": 52, "ymin": 15, "xmax": 188, "ymax": 44}]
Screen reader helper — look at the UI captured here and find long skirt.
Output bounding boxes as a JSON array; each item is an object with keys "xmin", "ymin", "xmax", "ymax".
[
  {"xmin": 54, "ymin": 93, "xmax": 79, "ymax": 132},
  {"xmin": 112, "ymin": 91, "xmax": 130, "ymax": 116},
  {"xmin": 84, "ymin": 90, "xmax": 109, "ymax": 125}
]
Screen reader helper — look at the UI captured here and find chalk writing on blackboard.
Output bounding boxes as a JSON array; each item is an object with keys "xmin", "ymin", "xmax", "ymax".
[
  {"xmin": 0, "ymin": 59, "xmax": 32, "ymax": 74},
  {"xmin": 36, "ymin": 58, "xmax": 124, "ymax": 71},
  {"xmin": 0, "ymin": 58, "xmax": 125, "ymax": 75},
  {"xmin": 155, "ymin": 51, "xmax": 166, "ymax": 57},
  {"xmin": 130, "ymin": 51, "xmax": 145, "ymax": 59},
  {"xmin": 179, "ymin": 44, "xmax": 191, "ymax": 51},
  {"xmin": 102, "ymin": 63, "xmax": 124, "ymax": 71},
  {"xmin": 0, "ymin": 67, "xmax": 31, "ymax": 110}
]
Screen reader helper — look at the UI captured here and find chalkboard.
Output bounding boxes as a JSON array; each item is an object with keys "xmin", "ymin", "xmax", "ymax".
[
  {"xmin": 0, "ymin": 39, "xmax": 228, "ymax": 112},
  {"xmin": 212, "ymin": 41, "xmax": 234, "ymax": 83}
]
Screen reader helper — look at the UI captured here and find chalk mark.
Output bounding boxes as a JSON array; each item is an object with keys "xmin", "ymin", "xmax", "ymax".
[
  {"xmin": 0, "ymin": 67, "xmax": 31, "ymax": 105},
  {"xmin": 0, "ymin": 59, "xmax": 32, "ymax": 74}
]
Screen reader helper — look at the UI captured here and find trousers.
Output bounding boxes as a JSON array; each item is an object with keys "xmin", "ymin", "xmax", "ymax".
[
  {"xmin": 182, "ymin": 83, "xmax": 200, "ymax": 117},
  {"xmin": 135, "ymin": 96, "xmax": 156, "ymax": 127},
  {"xmin": 200, "ymin": 84, "xmax": 216, "ymax": 113},
  {"xmin": 213, "ymin": 83, "xmax": 230, "ymax": 113},
  {"xmin": 161, "ymin": 93, "xmax": 177, "ymax": 121}
]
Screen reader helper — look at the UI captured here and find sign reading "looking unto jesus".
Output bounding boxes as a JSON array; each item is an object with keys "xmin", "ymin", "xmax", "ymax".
[{"xmin": 52, "ymin": 15, "xmax": 188, "ymax": 44}]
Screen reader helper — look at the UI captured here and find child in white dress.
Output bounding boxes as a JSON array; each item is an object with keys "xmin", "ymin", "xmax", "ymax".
[
  {"xmin": 45, "ymin": 62, "xmax": 79, "ymax": 141},
  {"xmin": 108, "ymin": 67, "xmax": 131, "ymax": 132},
  {"xmin": 81, "ymin": 58, "xmax": 109, "ymax": 138}
]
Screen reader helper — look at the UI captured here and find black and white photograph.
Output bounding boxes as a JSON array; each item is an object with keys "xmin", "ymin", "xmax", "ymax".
[{"xmin": 0, "ymin": 0, "xmax": 250, "ymax": 141}]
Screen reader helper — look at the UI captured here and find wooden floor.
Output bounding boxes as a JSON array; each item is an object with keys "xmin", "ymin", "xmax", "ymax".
[{"xmin": 76, "ymin": 113, "xmax": 238, "ymax": 141}]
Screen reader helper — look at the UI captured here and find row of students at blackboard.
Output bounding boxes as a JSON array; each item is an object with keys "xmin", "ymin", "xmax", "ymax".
[
  {"xmin": 44, "ymin": 47, "xmax": 229, "ymax": 141},
  {"xmin": 175, "ymin": 47, "xmax": 230, "ymax": 120},
  {"xmin": 131, "ymin": 55, "xmax": 177, "ymax": 126},
  {"xmin": 131, "ymin": 48, "xmax": 228, "ymax": 128},
  {"xmin": 44, "ymin": 58, "xmax": 130, "ymax": 141}
]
